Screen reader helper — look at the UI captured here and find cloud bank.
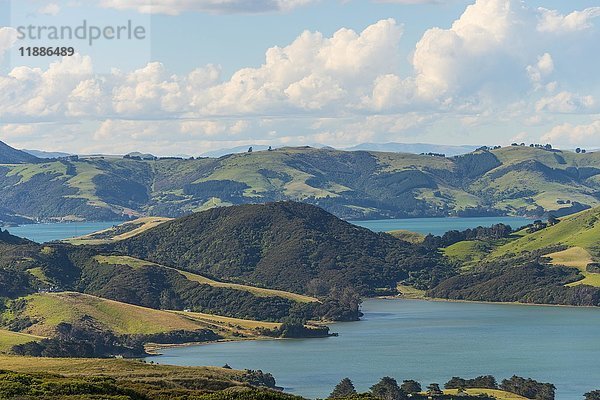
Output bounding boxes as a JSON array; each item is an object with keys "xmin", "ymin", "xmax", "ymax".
[{"xmin": 1, "ymin": 0, "xmax": 599, "ymax": 153}]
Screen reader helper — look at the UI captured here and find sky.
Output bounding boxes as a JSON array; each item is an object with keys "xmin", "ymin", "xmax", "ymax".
[{"xmin": 0, "ymin": 0, "xmax": 599, "ymax": 156}]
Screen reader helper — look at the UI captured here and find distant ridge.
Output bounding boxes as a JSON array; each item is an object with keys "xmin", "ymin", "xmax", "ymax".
[
  {"xmin": 22, "ymin": 149, "xmax": 71, "ymax": 159},
  {"xmin": 0, "ymin": 141, "xmax": 39, "ymax": 164},
  {"xmin": 346, "ymin": 142, "xmax": 479, "ymax": 156},
  {"xmin": 202, "ymin": 143, "xmax": 479, "ymax": 158},
  {"xmin": 201, "ymin": 145, "xmax": 274, "ymax": 158}
]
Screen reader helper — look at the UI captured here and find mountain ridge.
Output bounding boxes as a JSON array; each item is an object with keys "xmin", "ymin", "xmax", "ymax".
[
  {"xmin": 0, "ymin": 141, "xmax": 40, "ymax": 164},
  {"xmin": 0, "ymin": 141, "xmax": 599, "ymax": 223}
]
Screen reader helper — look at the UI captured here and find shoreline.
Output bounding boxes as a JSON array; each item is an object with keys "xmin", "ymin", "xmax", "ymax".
[
  {"xmin": 144, "ymin": 335, "xmax": 311, "ymax": 356},
  {"xmin": 375, "ymin": 294, "xmax": 600, "ymax": 309},
  {"xmin": 145, "ymin": 296, "xmax": 600, "ymax": 355}
]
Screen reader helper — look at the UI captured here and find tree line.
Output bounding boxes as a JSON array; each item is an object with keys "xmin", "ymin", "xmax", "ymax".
[{"xmin": 328, "ymin": 374, "xmax": 560, "ymax": 400}]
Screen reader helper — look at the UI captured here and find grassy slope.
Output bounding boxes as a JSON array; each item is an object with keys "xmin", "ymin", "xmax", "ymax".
[
  {"xmin": 387, "ymin": 230, "xmax": 425, "ymax": 244},
  {"xmin": 493, "ymin": 207, "xmax": 600, "ymax": 258},
  {"xmin": 0, "ymin": 355, "xmax": 248, "ymax": 385},
  {"xmin": 479, "ymin": 147, "xmax": 600, "ymax": 212},
  {"xmin": 17, "ymin": 292, "xmax": 279, "ymax": 339},
  {"xmin": 396, "ymin": 284, "xmax": 426, "ymax": 299},
  {"xmin": 438, "ymin": 207, "xmax": 600, "ymax": 287},
  {"xmin": 21, "ymin": 292, "xmax": 206, "ymax": 336},
  {"xmin": 0, "ymin": 330, "xmax": 43, "ymax": 353},
  {"xmin": 5, "ymin": 162, "xmax": 68, "ymax": 183},
  {"xmin": 175, "ymin": 311, "xmax": 280, "ymax": 332},
  {"xmin": 444, "ymin": 241, "xmax": 489, "ymax": 265},
  {"xmin": 5, "ymin": 146, "xmax": 600, "ymax": 221},
  {"xmin": 546, "ymin": 247, "xmax": 600, "ymax": 287},
  {"xmin": 444, "ymin": 389, "xmax": 528, "ymax": 400},
  {"xmin": 65, "ymin": 216, "xmax": 172, "ymax": 245},
  {"xmin": 94, "ymin": 254, "xmax": 318, "ymax": 303},
  {"xmin": 195, "ymin": 149, "xmax": 349, "ymax": 199}
]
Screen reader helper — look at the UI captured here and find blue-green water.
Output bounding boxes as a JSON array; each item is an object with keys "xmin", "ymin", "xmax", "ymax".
[
  {"xmin": 151, "ymin": 299, "xmax": 600, "ymax": 400},
  {"xmin": 4, "ymin": 221, "xmax": 122, "ymax": 243},
  {"xmin": 352, "ymin": 216, "xmax": 536, "ymax": 236},
  {"xmin": 3, "ymin": 216, "xmax": 536, "ymax": 243}
]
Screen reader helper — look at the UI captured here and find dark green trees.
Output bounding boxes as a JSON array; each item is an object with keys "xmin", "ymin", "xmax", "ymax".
[
  {"xmin": 329, "ymin": 378, "xmax": 357, "ymax": 399},
  {"xmin": 500, "ymin": 376, "xmax": 555, "ymax": 400},
  {"xmin": 400, "ymin": 380, "xmax": 421, "ymax": 394},
  {"xmin": 585, "ymin": 390, "xmax": 600, "ymax": 400},
  {"xmin": 427, "ymin": 383, "xmax": 443, "ymax": 396},
  {"xmin": 445, "ymin": 375, "xmax": 497, "ymax": 390},
  {"xmin": 370, "ymin": 377, "xmax": 406, "ymax": 400}
]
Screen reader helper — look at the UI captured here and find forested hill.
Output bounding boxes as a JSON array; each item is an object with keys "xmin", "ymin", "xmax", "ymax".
[
  {"xmin": 0, "ymin": 143, "xmax": 600, "ymax": 222},
  {"xmin": 0, "ymin": 141, "xmax": 39, "ymax": 164},
  {"xmin": 111, "ymin": 202, "xmax": 450, "ymax": 296}
]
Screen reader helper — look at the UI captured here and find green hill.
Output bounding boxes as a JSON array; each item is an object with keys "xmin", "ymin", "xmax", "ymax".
[
  {"xmin": 494, "ymin": 207, "xmax": 600, "ymax": 259},
  {"xmin": 0, "ymin": 330, "xmax": 42, "ymax": 353},
  {"xmin": 111, "ymin": 201, "xmax": 450, "ymax": 296},
  {"xmin": 0, "ymin": 141, "xmax": 39, "ymax": 164},
  {"xmin": 3, "ymin": 292, "xmax": 278, "ymax": 339},
  {"xmin": 0, "ymin": 356, "xmax": 283, "ymax": 397},
  {"xmin": 93, "ymin": 255, "xmax": 318, "ymax": 303},
  {"xmin": 0, "ymin": 228, "xmax": 311, "ymax": 323},
  {"xmin": 0, "ymin": 143, "xmax": 599, "ymax": 221},
  {"xmin": 428, "ymin": 206, "xmax": 600, "ymax": 304}
]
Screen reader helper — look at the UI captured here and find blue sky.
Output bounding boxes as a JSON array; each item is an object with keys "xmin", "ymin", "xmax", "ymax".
[{"xmin": 0, "ymin": 0, "xmax": 599, "ymax": 155}]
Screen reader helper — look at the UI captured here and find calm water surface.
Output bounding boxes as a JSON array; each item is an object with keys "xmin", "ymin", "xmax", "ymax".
[
  {"xmin": 151, "ymin": 299, "xmax": 600, "ymax": 400},
  {"xmin": 352, "ymin": 216, "xmax": 536, "ymax": 236},
  {"xmin": 5, "ymin": 221, "xmax": 122, "ymax": 243},
  {"xmin": 4, "ymin": 216, "xmax": 536, "ymax": 243}
]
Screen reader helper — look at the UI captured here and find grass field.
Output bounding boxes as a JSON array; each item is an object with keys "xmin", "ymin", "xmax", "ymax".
[
  {"xmin": 20, "ymin": 292, "xmax": 210, "ymax": 336},
  {"xmin": 443, "ymin": 388, "xmax": 528, "ymax": 400},
  {"xmin": 5, "ymin": 162, "xmax": 68, "ymax": 183},
  {"xmin": 493, "ymin": 207, "xmax": 600, "ymax": 259},
  {"xmin": 94, "ymin": 255, "xmax": 318, "ymax": 303},
  {"xmin": 66, "ymin": 216, "xmax": 172, "ymax": 245},
  {"xmin": 396, "ymin": 284, "xmax": 426, "ymax": 299},
  {"xmin": 178, "ymin": 269, "xmax": 318, "ymax": 303},
  {"xmin": 11, "ymin": 292, "xmax": 282, "ymax": 341},
  {"xmin": 546, "ymin": 247, "xmax": 600, "ymax": 287},
  {"xmin": 443, "ymin": 240, "xmax": 490, "ymax": 268},
  {"xmin": 387, "ymin": 230, "xmax": 425, "ymax": 244},
  {"xmin": 0, "ymin": 330, "xmax": 43, "ymax": 353},
  {"xmin": 0, "ymin": 355, "xmax": 247, "ymax": 384},
  {"xmin": 175, "ymin": 311, "xmax": 280, "ymax": 334}
]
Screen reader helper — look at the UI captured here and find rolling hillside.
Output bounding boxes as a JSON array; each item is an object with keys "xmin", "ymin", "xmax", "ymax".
[
  {"xmin": 429, "ymin": 206, "xmax": 600, "ymax": 304},
  {"xmin": 493, "ymin": 206, "xmax": 600, "ymax": 259},
  {"xmin": 3, "ymin": 292, "xmax": 278, "ymax": 340},
  {"xmin": 111, "ymin": 201, "xmax": 450, "ymax": 296},
  {"xmin": 93, "ymin": 255, "xmax": 318, "ymax": 303},
  {"xmin": 65, "ymin": 216, "xmax": 173, "ymax": 245},
  {"xmin": 1, "ymin": 141, "xmax": 600, "ymax": 222},
  {"xmin": 0, "ymin": 356, "xmax": 283, "ymax": 397},
  {"xmin": 14, "ymin": 292, "xmax": 210, "ymax": 337}
]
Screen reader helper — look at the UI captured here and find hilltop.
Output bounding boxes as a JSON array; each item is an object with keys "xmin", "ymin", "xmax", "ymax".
[
  {"xmin": 0, "ymin": 143, "xmax": 599, "ymax": 222},
  {"xmin": 111, "ymin": 201, "xmax": 450, "ymax": 296}
]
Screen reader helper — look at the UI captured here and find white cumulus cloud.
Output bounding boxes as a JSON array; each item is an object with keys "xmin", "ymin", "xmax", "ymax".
[
  {"xmin": 535, "ymin": 92, "xmax": 595, "ymax": 114},
  {"xmin": 2, "ymin": 0, "xmax": 600, "ymax": 152},
  {"xmin": 537, "ymin": 7, "xmax": 600, "ymax": 33},
  {"xmin": 97, "ymin": 0, "xmax": 315, "ymax": 15},
  {"xmin": 542, "ymin": 120, "xmax": 600, "ymax": 145}
]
